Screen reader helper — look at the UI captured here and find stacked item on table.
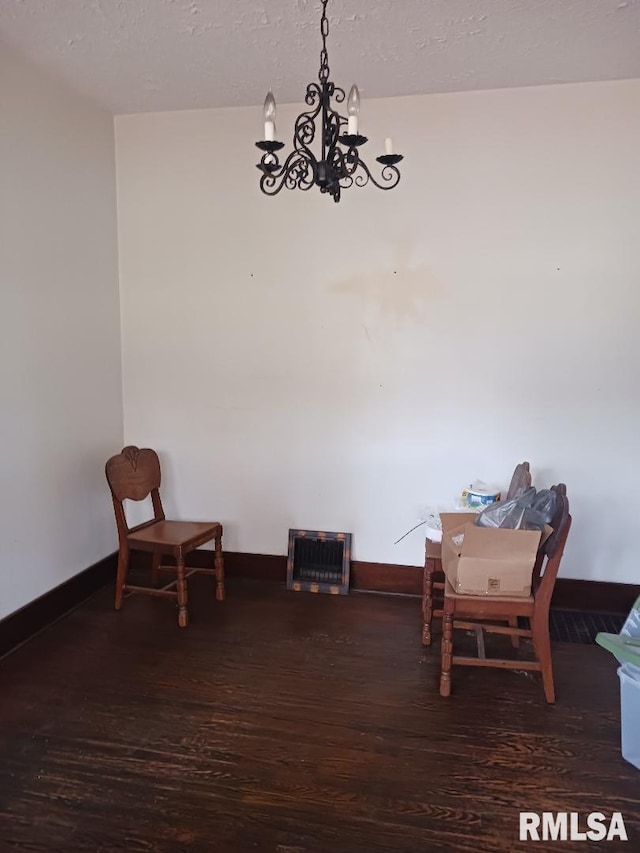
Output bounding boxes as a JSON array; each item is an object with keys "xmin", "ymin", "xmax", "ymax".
[{"xmin": 424, "ymin": 479, "xmax": 501, "ymax": 544}]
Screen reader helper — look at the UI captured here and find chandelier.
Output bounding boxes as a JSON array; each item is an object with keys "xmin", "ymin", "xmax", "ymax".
[{"xmin": 255, "ymin": 0, "xmax": 403, "ymax": 203}]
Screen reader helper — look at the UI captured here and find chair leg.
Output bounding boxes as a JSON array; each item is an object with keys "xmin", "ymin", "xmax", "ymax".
[
  {"xmin": 151, "ymin": 553, "xmax": 161, "ymax": 588},
  {"xmin": 532, "ymin": 614, "xmax": 555, "ymax": 704},
  {"xmin": 114, "ymin": 550, "xmax": 129, "ymax": 610},
  {"xmin": 422, "ymin": 560, "xmax": 434, "ymax": 646},
  {"xmin": 176, "ymin": 558, "xmax": 189, "ymax": 628},
  {"xmin": 214, "ymin": 529, "xmax": 225, "ymax": 602},
  {"xmin": 440, "ymin": 605, "xmax": 454, "ymax": 697},
  {"xmin": 508, "ymin": 616, "xmax": 520, "ymax": 649}
]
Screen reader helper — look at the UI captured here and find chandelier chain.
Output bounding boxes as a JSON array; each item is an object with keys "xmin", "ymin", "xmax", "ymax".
[{"xmin": 319, "ymin": 0, "xmax": 330, "ymax": 82}]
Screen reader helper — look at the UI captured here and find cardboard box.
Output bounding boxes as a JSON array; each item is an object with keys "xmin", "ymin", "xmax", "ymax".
[{"xmin": 440, "ymin": 512, "xmax": 548, "ymax": 597}]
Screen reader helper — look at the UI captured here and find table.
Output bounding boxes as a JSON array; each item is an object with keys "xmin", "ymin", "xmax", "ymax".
[{"xmin": 422, "ymin": 538, "xmax": 444, "ymax": 645}]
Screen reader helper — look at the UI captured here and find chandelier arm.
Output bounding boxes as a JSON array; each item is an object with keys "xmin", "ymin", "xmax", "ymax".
[
  {"xmin": 259, "ymin": 151, "xmax": 316, "ymax": 196},
  {"xmin": 339, "ymin": 146, "xmax": 360, "ymax": 177},
  {"xmin": 340, "ymin": 156, "xmax": 402, "ymax": 191}
]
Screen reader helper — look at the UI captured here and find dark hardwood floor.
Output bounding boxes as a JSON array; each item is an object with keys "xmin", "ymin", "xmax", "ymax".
[{"xmin": 0, "ymin": 578, "xmax": 637, "ymax": 852}]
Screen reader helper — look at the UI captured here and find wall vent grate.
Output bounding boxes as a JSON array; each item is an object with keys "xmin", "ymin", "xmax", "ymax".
[{"xmin": 286, "ymin": 530, "xmax": 352, "ymax": 595}]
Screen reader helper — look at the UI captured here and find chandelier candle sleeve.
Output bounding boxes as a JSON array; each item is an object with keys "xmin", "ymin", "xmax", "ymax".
[
  {"xmin": 385, "ymin": 138, "xmax": 394, "ymax": 155},
  {"xmin": 254, "ymin": 0, "xmax": 403, "ymax": 202}
]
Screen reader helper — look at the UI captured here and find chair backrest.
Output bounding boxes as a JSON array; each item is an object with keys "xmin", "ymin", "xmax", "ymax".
[
  {"xmin": 105, "ymin": 446, "xmax": 165, "ymax": 541},
  {"xmin": 532, "ymin": 484, "xmax": 571, "ymax": 613},
  {"xmin": 506, "ymin": 461, "xmax": 532, "ymax": 500}
]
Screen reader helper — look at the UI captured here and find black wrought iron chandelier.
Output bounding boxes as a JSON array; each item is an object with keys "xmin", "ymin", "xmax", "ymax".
[{"xmin": 255, "ymin": 0, "xmax": 403, "ymax": 203}]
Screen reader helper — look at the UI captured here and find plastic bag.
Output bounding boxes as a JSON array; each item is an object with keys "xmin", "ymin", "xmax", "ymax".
[
  {"xmin": 524, "ymin": 488, "xmax": 557, "ymax": 530},
  {"xmin": 476, "ymin": 487, "xmax": 556, "ymax": 531},
  {"xmin": 596, "ymin": 597, "xmax": 640, "ymax": 667}
]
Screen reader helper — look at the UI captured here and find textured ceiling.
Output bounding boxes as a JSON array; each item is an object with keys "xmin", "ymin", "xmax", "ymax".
[{"xmin": 1, "ymin": 0, "xmax": 639, "ymax": 114}]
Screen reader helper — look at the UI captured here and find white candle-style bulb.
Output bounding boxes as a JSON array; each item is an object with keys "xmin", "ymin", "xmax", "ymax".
[
  {"xmin": 347, "ymin": 85, "xmax": 360, "ymax": 135},
  {"xmin": 347, "ymin": 85, "xmax": 360, "ymax": 116},
  {"xmin": 264, "ymin": 121, "xmax": 275, "ymax": 142},
  {"xmin": 385, "ymin": 137, "xmax": 394, "ymax": 155},
  {"xmin": 263, "ymin": 90, "xmax": 277, "ymax": 122}
]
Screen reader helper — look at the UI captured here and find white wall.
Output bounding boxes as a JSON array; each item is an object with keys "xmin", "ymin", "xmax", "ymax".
[
  {"xmin": 0, "ymin": 45, "xmax": 122, "ymax": 619},
  {"xmin": 115, "ymin": 79, "xmax": 640, "ymax": 583}
]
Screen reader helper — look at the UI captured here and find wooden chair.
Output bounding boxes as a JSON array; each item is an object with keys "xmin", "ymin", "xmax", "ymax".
[
  {"xmin": 439, "ymin": 484, "xmax": 571, "ymax": 703},
  {"xmin": 506, "ymin": 461, "xmax": 532, "ymax": 500},
  {"xmin": 105, "ymin": 446, "xmax": 224, "ymax": 628},
  {"xmin": 422, "ymin": 462, "xmax": 532, "ymax": 646}
]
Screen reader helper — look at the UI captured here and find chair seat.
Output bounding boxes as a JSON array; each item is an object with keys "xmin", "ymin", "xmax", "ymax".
[
  {"xmin": 444, "ymin": 579, "xmax": 533, "ymax": 606},
  {"xmin": 128, "ymin": 520, "xmax": 221, "ymax": 553}
]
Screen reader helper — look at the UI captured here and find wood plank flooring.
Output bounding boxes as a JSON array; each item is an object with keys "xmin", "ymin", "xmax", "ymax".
[{"xmin": 0, "ymin": 579, "xmax": 638, "ymax": 852}]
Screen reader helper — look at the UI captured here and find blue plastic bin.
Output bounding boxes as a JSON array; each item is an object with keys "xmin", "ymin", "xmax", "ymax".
[
  {"xmin": 596, "ymin": 596, "xmax": 640, "ymax": 770},
  {"xmin": 618, "ymin": 663, "xmax": 640, "ymax": 769}
]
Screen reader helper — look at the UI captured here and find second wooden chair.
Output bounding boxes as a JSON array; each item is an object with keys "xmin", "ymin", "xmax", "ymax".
[
  {"xmin": 439, "ymin": 484, "xmax": 571, "ymax": 703},
  {"xmin": 422, "ymin": 462, "xmax": 532, "ymax": 646}
]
